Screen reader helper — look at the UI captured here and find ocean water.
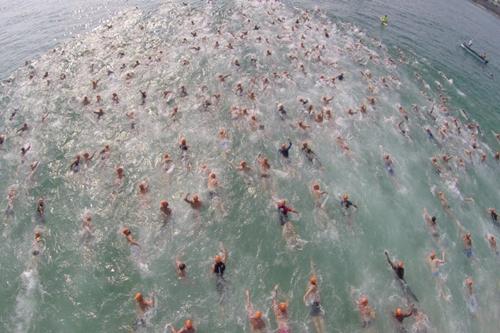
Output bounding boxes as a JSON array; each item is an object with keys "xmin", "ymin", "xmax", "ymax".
[{"xmin": 0, "ymin": 1, "xmax": 499, "ymax": 333}]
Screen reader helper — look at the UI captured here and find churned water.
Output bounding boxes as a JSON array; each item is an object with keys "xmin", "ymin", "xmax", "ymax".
[{"xmin": 0, "ymin": 0, "xmax": 499, "ymax": 332}]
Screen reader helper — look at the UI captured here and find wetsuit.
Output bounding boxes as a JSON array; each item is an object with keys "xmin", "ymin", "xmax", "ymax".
[
  {"xmin": 341, "ymin": 199, "xmax": 356, "ymax": 209},
  {"xmin": 213, "ymin": 261, "xmax": 226, "ymax": 300},
  {"xmin": 278, "ymin": 204, "xmax": 292, "ymax": 225},
  {"xmin": 279, "ymin": 142, "xmax": 292, "ymax": 158},
  {"xmin": 179, "ymin": 143, "xmax": 188, "ymax": 151}
]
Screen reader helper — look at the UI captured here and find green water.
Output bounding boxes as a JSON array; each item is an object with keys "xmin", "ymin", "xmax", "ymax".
[{"xmin": 0, "ymin": 1, "xmax": 499, "ymax": 332}]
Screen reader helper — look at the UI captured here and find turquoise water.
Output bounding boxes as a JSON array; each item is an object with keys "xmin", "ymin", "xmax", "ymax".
[{"xmin": 1, "ymin": 1, "xmax": 499, "ymax": 333}]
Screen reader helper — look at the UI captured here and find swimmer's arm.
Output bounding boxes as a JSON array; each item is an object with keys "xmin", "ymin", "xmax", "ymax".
[
  {"xmin": 221, "ymin": 243, "xmax": 228, "ymax": 263},
  {"xmin": 384, "ymin": 251, "xmax": 395, "ymax": 269},
  {"xmin": 127, "ymin": 236, "xmax": 140, "ymax": 247},
  {"xmin": 183, "ymin": 194, "xmax": 192, "ymax": 204},
  {"xmin": 303, "ymin": 286, "xmax": 313, "ymax": 304}
]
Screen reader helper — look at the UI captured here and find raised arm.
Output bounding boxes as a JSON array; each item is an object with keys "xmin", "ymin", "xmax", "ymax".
[{"xmin": 384, "ymin": 250, "xmax": 395, "ymax": 269}]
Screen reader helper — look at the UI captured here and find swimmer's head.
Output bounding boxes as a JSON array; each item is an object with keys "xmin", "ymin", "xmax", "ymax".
[
  {"xmin": 239, "ymin": 160, "xmax": 247, "ymax": 167},
  {"xmin": 431, "ymin": 216, "xmax": 437, "ymax": 223},
  {"xmin": 192, "ymin": 194, "xmax": 200, "ymax": 202},
  {"xmin": 342, "ymin": 193, "xmax": 349, "ymax": 200},
  {"xmin": 209, "ymin": 172, "xmax": 216, "ymax": 179},
  {"xmin": 184, "ymin": 320, "xmax": 193, "ymax": 329},
  {"xmin": 397, "ymin": 261, "xmax": 404, "ymax": 268},
  {"xmin": 395, "ymin": 308, "xmax": 402, "ymax": 316},
  {"xmin": 180, "ymin": 138, "xmax": 186, "ymax": 145},
  {"xmin": 179, "ymin": 263, "xmax": 186, "ymax": 271},
  {"xmin": 123, "ymin": 228, "xmax": 131, "ymax": 236},
  {"xmin": 215, "ymin": 255, "xmax": 222, "ymax": 263},
  {"xmin": 160, "ymin": 200, "xmax": 169, "ymax": 208},
  {"xmin": 310, "ymin": 275, "xmax": 317, "ymax": 285},
  {"xmin": 278, "ymin": 199, "xmax": 286, "ymax": 206},
  {"xmin": 465, "ymin": 277, "xmax": 473, "ymax": 286},
  {"xmin": 116, "ymin": 166, "xmax": 124, "ymax": 175},
  {"xmin": 279, "ymin": 302, "xmax": 288, "ymax": 312},
  {"xmin": 359, "ymin": 297, "xmax": 368, "ymax": 305},
  {"xmin": 253, "ymin": 311, "xmax": 262, "ymax": 319},
  {"xmin": 429, "ymin": 251, "xmax": 436, "ymax": 259},
  {"xmin": 35, "ymin": 232, "xmax": 42, "ymax": 241},
  {"xmin": 134, "ymin": 292, "xmax": 143, "ymax": 302},
  {"xmin": 313, "ymin": 184, "xmax": 320, "ymax": 190}
]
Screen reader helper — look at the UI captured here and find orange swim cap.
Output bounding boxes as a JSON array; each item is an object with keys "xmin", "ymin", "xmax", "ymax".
[
  {"xmin": 279, "ymin": 302, "xmax": 287, "ymax": 312},
  {"xmin": 134, "ymin": 292, "xmax": 143, "ymax": 301},
  {"xmin": 185, "ymin": 319, "xmax": 193, "ymax": 329},
  {"xmin": 215, "ymin": 255, "xmax": 222, "ymax": 263},
  {"xmin": 253, "ymin": 311, "xmax": 262, "ymax": 319},
  {"xmin": 395, "ymin": 308, "xmax": 402, "ymax": 316},
  {"xmin": 309, "ymin": 275, "xmax": 317, "ymax": 285}
]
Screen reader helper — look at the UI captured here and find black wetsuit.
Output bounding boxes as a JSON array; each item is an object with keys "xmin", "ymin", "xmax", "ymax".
[
  {"xmin": 214, "ymin": 262, "xmax": 225, "ymax": 278},
  {"xmin": 279, "ymin": 142, "xmax": 292, "ymax": 158},
  {"xmin": 179, "ymin": 144, "xmax": 188, "ymax": 151}
]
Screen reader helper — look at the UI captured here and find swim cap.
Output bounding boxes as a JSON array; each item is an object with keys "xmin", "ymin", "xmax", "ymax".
[
  {"xmin": 253, "ymin": 311, "xmax": 262, "ymax": 319},
  {"xmin": 123, "ymin": 228, "xmax": 131, "ymax": 235},
  {"xmin": 359, "ymin": 297, "xmax": 368, "ymax": 305},
  {"xmin": 185, "ymin": 320, "xmax": 193, "ymax": 329},
  {"xmin": 313, "ymin": 184, "xmax": 320, "ymax": 190},
  {"xmin": 215, "ymin": 255, "xmax": 222, "ymax": 263},
  {"xmin": 398, "ymin": 260, "xmax": 404, "ymax": 267},
  {"xmin": 395, "ymin": 308, "xmax": 402, "ymax": 316},
  {"xmin": 134, "ymin": 292, "xmax": 143, "ymax": 301},
  {"xmin": 310, "ymin": 275, "xmax": 317, "ymax": 285},
  {"xmin": 279, "ymin": 302, "xmax": 287, "ymax": 312},
  {"xmin": 160, "ymin": 200, "xmax": 169, "ymax": 207}
]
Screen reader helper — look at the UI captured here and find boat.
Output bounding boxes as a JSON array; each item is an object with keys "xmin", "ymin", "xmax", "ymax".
[{"xmin": 460, "ymin": 42, "xmax": 488, "ymax": 64}]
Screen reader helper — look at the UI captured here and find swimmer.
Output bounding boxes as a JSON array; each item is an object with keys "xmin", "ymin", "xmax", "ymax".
[
  {"xmin": 311, "ymin": 183, "xmax": 327, "ymax": 207},
  {"xmin": 160, "ymin": 200, "xmax": 172, "ymax": 223},
  {"xmin": 340, "ymin": 193, "xmax": 358, "ymax": 209},
  {"xmin": 245, "ymin": 289, "xmax": 267, "ymax": 332},
  {"xmin": 271, "ymin": 285, "xmax": 291, "ymax": 333},
  {"xmin": 115, "ymin": 166, "xmax": 125, "ymax": 182},
  {"xmin": 462, "ymin": 232, "xmax": 473, "ymax": 258},
  {"xmin": 134, "ymin": 292, "xmax": 154, "ymax": 315},
  {"xmin": 184, "ymin": 193, "xmax": 202, "ymax": 210},
  {"xmin": 303, "ymin": 275, "xmax": 325, "ymax": 333},
  {"xmin": 169, "ymin": 320, "xmax": 195, "ymax": 333},
  {"xmin": 99, "ymin": 145, "xmax": 111, "ymax": 160},
  {"xmin": 122, "ymin": 228, "xmax": 140, "ymax": 247},
  {"xmin": 357, "ymin": 296, "xmax": 375, "ymax": 328},
  {"xmin": 94, "ymin": 109, "xmax": 104, "ymax": 120},
  {"xmin": 385, "ymin": 250, "xmax": 419, "ymax": 302},
  {"xmin": 207, "ymin": 172, "xmax": 219, "ymax": 193},
  {"xmin": 393, "ymin": 305, "xmax": 414, "ymax": 332},
  {"xmin": 257, "ymin": 154, "xmax": 271, "ymax": 177},
  {"xmin": 163, "ymin": 153, "xmax": 173, "ymax": 171},
  {"xmin": 488, "ymin": 208, "xmax": 498, "ymax": 225},
  {"xmin": 464, "ymin": 277, "xmax": 478, "ymax": 316},
  {"xmin": 138, "ymin": 181, "xmax": 149, "ymax": 195},
  {"xmin": 430, "ymin": 157, "xmax": 443, "ymax": 175},
  {"xmin": 486, "ymin": 233, "xmax": 498, "ymax": 255},
  {"xmin": 0, "ymin": 134, "xmax": 5, "ymax": 146},
  {"xmin": 82, "ymin": 151, "xmax": 95, "ymax": 165},
  {"xmin": 213, "ymin": 243, "xmax": 228, "ymax": 301},
  {"xmin": 236, "ymin": 160, "xmax": 251, "ymax": 172},
  {"xmin": 32, "ymin": 231, "xmax": 43, "ymax": 256},
  {"xmin": 175, "ymin": 256, "xmax": 187, "ymax": 279},
  {"xmin": 70, "ymin": 155, "xmax": 81, "ymax": 172},
  {"xmin": 36, "ymin": 198, "xmax": 45, "ymax": 222},
  {"xmin": 212, "ymin": 243, "xmax": 228, "ymax": 278},
  {"xmin": 21, "ymin": 144, "xmax": 31, "ymax": 159},
  {"xmin": 301, "ymin": 142, "xmax": 320, "ymax": 164},
  {"xmin": 437, "ymin": 191, "xmax": 451, "ymax": 214},
  {"xmin": 179, "ymin": 137, "xmax": 189, "ymax": 151},
  {"xmin": 427, "ymin": 250, "xmax": 447, "ymax": 299},
  {"xmin": 5, "ymin": 186, "xmax": 16, "ymax": 215},
  {"xmin": 82, "ymin": 96, "xmax": 90, "ymax": 106},
  {"xmin": 422, "ymin": 208, "xmax": 439, "ymax": 239},
  {"xmin": 82, "ymin": 214, "xmax": 93, "ymax": 237},
  {"xmin": 383, "ymin": 154, "xmax": 395, "ymax": 176},
  {"xmin": 276, "ymin": 199, "xmax": 299, "ymax": 226},
  {"xmin": 279, "ymin": 140, "xmax": 293, "ymax": 158},
  {"xmin": 277, "ymin": 104, "xmax": 287, "ymax": 120},
  {"xmin": 112, "ymin": 93, "xmax": 119, "ymax": 103}
]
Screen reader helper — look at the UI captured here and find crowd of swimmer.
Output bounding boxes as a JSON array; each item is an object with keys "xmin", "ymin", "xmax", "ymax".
[{"xmin": 1, "ymin": 0, "xmax": 500, "ymax": 332}]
